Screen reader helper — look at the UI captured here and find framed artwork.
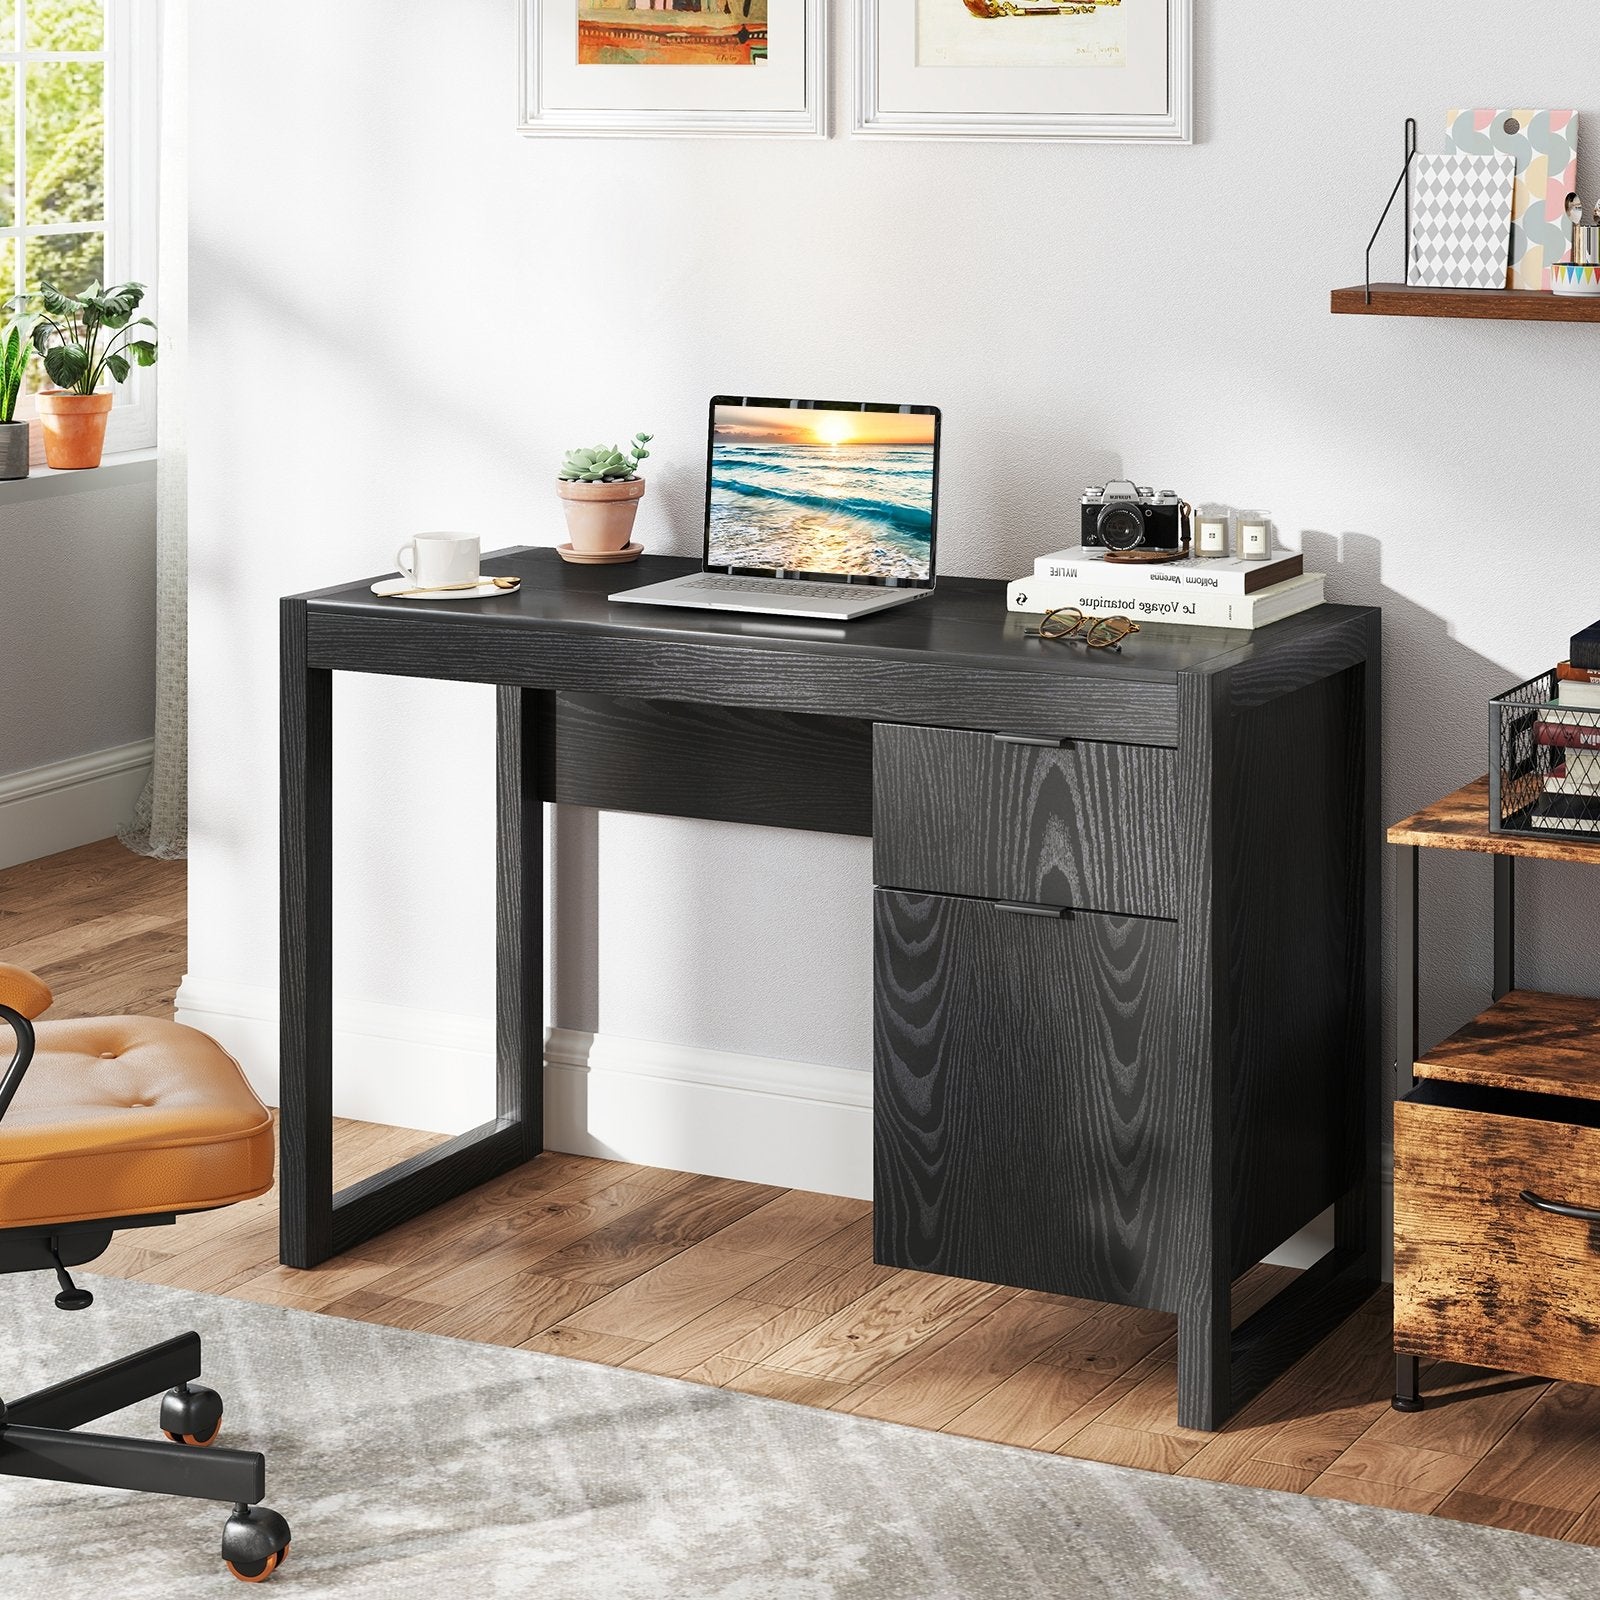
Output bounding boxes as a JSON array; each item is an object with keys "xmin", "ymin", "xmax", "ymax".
[
  {"xmin": 518, "ymin": 0, "xmax": 826, "ymax": 137},
  {"xmin": 1408, "ymin": 152, "xmax": 1516, "ymax": 290},
  {"xmin": 853, "ymin": 0, "xmax": 1190, "ymax": 142}
]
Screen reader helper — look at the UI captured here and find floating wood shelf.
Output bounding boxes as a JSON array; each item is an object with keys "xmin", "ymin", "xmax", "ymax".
[
  {"xmin": 1412, "ymin": 989, "xmax": 1600, "ymax": 1102},
  {"xmin": 1331, "ymin": 283, "xmax": 1600, "ymax": 323}
]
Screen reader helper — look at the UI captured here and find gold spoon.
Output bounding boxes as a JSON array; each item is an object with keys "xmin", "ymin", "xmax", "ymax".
[{"xmin": 390, "ymin": 575, "xmax": 520, "ymax": 598}]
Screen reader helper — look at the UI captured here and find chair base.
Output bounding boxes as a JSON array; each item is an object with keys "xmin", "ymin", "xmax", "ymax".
[{"xmin": 0, "ymin": 1331, "xmax": 290, "ymax": 1580}]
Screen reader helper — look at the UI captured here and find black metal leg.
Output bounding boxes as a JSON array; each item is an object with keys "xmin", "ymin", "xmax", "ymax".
[
  {"xmin": 1493, "ymin": 855, "xmax": 1515, "ymax": 1002},
  {"xmin": 4, "ymin": 1333, "xmax": 202, "ymax": 1430},
  {"xmin": 1392, "ymin": 1352, "xmax": 1423, "ymax": 1411},
  {"xmin": 0, "ymin": 1424, "xmax": 265, "ymax": 1504},
  {"xmin": 279, "ymin": 616, "xmax": 547, "ymax": 1267},
  {"xmin": 1395, "ymin": 843, "xmax": 1419, "ymax": 1096}
]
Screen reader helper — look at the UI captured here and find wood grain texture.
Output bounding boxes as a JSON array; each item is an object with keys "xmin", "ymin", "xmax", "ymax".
[
  {"xmin": 496, "ymin": 688, "xmax": 544, "ymax": 1158},
  {"xmin": 1394, "ymin": 1095, "xmax": 1600, "ymax": 1386},
  {"xmin": 1388, "ymin": 775, "xmax": 1600, "ymax": 863},
  {"xmin": 279, "ymin": 597, "xmax": 335, "ymax": 1268},
  {"xmin": 873, "ymin": 890, "xmax": 1185, "ymax": 1311},
  {"xmin": 1330, "ymin": 284, "xmax": 1600, "ymax": 322},
  {"xmin": 1221, "ymin": 664, "xmax": 1367, "ymax": 1271},
  {"xmin": 1412, "ymin": 990, "xmax": 1600, "ymax": 1101},
  {"xmin": 543, "ymin": 692, "xmax": 872, "ymax": 836},
  {"xmin": 305, "ymin": 607, "xmax": 1180, "ymax": 747},
  {"xmin": 872, "ymin": 725, "xmax": 1178, "ymax": 918}
]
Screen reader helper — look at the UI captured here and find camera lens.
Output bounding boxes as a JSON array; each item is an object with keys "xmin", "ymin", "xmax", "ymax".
[{"xmin": 1097, "ymin": 502, "xmax": 1145, "ymax": 551}]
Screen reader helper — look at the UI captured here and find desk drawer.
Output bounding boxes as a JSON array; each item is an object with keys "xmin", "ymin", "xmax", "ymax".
[
  {"xmin": 873, "ymin": 889, "xmax": 1182, "ymax": 1309},
  {"xmin": 1394, "ymin": 1086, "xmax": 1600, "ymax": 1389},
  {"xmin": 873, "ymin": 724, "xmax": 1178, "ymax": 918}
]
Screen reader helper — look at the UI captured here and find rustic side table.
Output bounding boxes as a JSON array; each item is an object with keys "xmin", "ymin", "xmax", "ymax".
[{"xmin": 1389, "ymin": 775, "xmax": 1600, "ymax": 1409}]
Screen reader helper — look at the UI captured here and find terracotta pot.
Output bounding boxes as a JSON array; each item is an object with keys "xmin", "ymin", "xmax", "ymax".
[
  {"xmin": 36, "ymin": 391, "xmax": 113, "ymax": 470},
  {"xmin": 557, "ymin": 476, "xmax": 645, "ymax": 554}
]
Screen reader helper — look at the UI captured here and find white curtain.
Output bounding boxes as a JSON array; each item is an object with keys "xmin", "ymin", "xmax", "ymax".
[{"xmin": 122, "ymin": 0, "xmax": 187, "ymax": 859}]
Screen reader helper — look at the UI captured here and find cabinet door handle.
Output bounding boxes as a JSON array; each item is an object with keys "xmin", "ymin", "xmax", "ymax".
[
  {"xmin": 993, "ymin": 733, "xmax": 1075, "ymax": 748},
  {"xmin": 993, "ymin": 901, "xmax": 1071, "ymax": 919},
  {"xmin": 1520, "ymin": 1188, "xmax": 1600, "ymax": 1224}
]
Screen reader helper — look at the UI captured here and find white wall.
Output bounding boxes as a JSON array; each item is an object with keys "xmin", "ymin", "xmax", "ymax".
[
  {"xmin": 182, "ymin": 2, "xmax": 1596, "ymax": 1202},
  {"xmin": 0, "ymin": 475, "xmax": 158, "ymax": 865}
]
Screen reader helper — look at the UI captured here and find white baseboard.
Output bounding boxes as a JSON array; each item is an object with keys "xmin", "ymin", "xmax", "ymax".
[
  {"xmin": 0, "ymin": 738, "xmax": 153, "ymax": 869},
  {"xmin": 173, "ymin": 976, "xmax": 872, "ymax": 1200},
  {"xmin": 172, "ymin": 974, "xmax": 1385, "ymax": 1257}
]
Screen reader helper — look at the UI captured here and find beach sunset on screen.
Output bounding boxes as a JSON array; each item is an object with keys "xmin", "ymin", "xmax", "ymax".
[{"xmin": 709, "ymin": 404, "xmax": 936, "ymax": 579}]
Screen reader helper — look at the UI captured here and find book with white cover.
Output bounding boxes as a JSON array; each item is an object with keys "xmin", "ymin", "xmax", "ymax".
[
  {"xmin": 1557, "ymin": 679, "xmax": 1600, "ymax": 710},
  {"xmin": 1006, "ymin": 571, "xmax": 1325, "ymax": 630},
  {"xmin": 1032, "ymin": 545, "xmax": 1304, "ymax": 595}
]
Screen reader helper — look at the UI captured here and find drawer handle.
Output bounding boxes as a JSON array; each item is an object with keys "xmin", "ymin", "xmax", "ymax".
[
  {"xmin": 993, "ymin": 733, "xmax": 1075, "ymax": 748},
  {"xmin": 1520, "ymin": 1188, "xmax": 1600, "ymax": 1224},
  {"xmin": 994, "ymin": 901, "xmax": 1071, "ymax": 919}
]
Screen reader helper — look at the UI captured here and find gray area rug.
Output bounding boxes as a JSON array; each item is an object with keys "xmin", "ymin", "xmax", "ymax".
[{"xmin": 1, "ymin": 1274, "xmax": 1596, "ymax": 1598}]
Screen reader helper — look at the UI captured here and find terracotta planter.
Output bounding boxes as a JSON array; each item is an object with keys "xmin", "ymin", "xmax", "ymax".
[
  {"xmin": 36, "ymin": 391, "xmax": 113, "ymax": 469},
  {"xmin": 557, "ymin": 476, "xmax": 645, "ymax": 554}
]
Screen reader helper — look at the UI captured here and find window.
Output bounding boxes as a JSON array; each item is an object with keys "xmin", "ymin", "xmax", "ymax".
[{"xmin": 0, "ymin": 0, "xmax": 157, "ymax": 452}]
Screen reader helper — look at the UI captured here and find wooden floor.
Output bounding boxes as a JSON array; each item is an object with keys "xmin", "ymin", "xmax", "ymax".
[{"xmin": 11, "ymin": 838, "xmax": 1600, "ymax": 1546}]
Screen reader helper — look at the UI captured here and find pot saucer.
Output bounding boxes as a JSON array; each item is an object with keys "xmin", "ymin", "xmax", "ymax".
[
  {"xmin": 371, "ymin": 575, "xmax": 521, "ymax": 600},
  {"xmin": 558, "ymin": 542, "xmax": 643, "ymax": 566}
]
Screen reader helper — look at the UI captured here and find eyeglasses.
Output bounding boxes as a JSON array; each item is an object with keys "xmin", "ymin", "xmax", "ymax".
[{"xmin": 1024, "ymin": 608, "xmax": 1141, "ymax": 652}]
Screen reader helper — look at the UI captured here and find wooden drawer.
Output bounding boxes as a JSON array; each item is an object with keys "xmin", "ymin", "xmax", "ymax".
[
  {"xmin": 873, "ymin": 889, "xmax": 1183, "ymax": 1310},
  {"xmin": 1394, "ymin": 1084, "xmax": 1600, "ymax": 1388},
  {"xmin": 872, "ymin": 724, "xmax": 1179, "ymax": 918}
]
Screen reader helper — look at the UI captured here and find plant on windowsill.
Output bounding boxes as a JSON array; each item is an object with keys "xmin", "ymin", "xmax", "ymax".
[
  {"xmin": 4, "ymin": 280, "xmax": 159, "ymax": 470},
  {"xmin": 0, "ymin": 310, "xmax": 37, "ymax": 481},
  {"xmin": 556, "ymin": 433, "xmax": 653, "ymax": 562}
]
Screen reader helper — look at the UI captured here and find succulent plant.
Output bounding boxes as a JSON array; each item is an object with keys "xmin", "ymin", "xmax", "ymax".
[{"xmin": 559, "ymin": 432, "xmax": 653, "ymax": 482}]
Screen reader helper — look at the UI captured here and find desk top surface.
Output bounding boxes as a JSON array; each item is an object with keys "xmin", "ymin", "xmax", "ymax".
[{"xmin": 297, "ymin": 548, "xmax": 1374, "ymax": 688}]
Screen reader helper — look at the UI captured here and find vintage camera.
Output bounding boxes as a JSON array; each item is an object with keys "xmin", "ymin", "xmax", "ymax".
[{"xmin": 1081, "ymin": 482, "xmax": 1186, "ymax": 553}]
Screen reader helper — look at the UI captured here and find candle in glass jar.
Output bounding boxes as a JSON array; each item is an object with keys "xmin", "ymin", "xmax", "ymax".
[
  {"xmin": 1237, "ymin": 513, "xmax": 1272, "ymax": 560},
  {"xmin": 1195, "ymin": 510, "xmax": 1230, "ymax": 559}
]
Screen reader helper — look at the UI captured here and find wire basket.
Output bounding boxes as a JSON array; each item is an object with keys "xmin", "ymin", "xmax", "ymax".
[{"xmin": 1490, "ymin": 668, "xmax": 1600, "ymax": 841}]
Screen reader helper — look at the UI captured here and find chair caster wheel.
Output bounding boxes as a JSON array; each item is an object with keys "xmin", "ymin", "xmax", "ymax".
[
  {"xmin": 161, "ymin": 1381, "xmax": 224, "ymax": 1446},
  {"xmin": 1391, "ymin": 1394, "xmax": 1425, "ymax": 1413},
  {"xmin": 222, "ymin": 1505, "xmax": 291, "ymax": 1583}
]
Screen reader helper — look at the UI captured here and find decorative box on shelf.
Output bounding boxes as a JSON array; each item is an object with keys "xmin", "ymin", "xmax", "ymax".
[{"xmin": 1490, "ymin": 669, "xmax": 1600, "ymax": 842}]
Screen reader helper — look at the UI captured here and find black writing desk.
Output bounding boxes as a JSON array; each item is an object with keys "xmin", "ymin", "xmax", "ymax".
[{"xmin": 280, "ymin": 546, "xmax": 1381, "ymax": 1428}]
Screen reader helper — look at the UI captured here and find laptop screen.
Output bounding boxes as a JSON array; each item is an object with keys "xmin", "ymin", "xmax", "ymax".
[{"xmin": 705, "ymin": 397, "xmax": 940, "ymax": 586}]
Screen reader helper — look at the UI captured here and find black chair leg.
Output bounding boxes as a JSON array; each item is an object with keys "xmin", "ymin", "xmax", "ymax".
[
  {"xmin": 0, "ymin": 1422, "xmax": 266, "ymax": 1502},
  {"xmin": 4, "ymin": 1331, "xmax": 203, "ymax": 1429}
]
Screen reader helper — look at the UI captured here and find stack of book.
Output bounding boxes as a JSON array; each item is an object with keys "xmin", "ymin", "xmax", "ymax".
[
  {"xmin": 1533, "ymin": 619, "xmax": 1600, "ymax": 835},
  {"xmin": 1006, "ymin": 547, "xmax": 1323, "ymax": 630}
]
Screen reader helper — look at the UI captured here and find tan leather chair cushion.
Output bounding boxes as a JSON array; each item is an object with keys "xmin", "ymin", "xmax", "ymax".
[
  {"xmin": 0, "ymin": 962, "xmax": 54, "ymax": 1021},
  {"xmin": 0, "ymin": 1016, "xmax": 274, "ymax": 1229}
]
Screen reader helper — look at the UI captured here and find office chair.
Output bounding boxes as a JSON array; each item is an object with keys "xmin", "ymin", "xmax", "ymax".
[{"xmin": 0, "ymin": 961, "xmax": 292, "ymax": 1582}]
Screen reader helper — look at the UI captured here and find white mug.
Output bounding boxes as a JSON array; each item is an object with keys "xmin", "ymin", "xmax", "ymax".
[{"xmin": 396, "ymin": 533, "xmax": 479, "ymax": 590}]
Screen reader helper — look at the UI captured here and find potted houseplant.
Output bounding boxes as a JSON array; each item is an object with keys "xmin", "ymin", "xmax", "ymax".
[
  {"xmin": 4, "ymin": 280, "xmax": 158, "ymax": 470},
  {"xmin": 556, "ymin": 432, "xmax": 653, "ymax": 558},
  {"xmin": 0, "ymin": 311, "xmax": 36, "ymax": 480}
]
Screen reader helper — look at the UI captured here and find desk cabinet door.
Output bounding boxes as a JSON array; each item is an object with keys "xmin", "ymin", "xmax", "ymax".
[{"xmin": 873, "ymin": 888, "xmax": 1184, "ymax": 1311}]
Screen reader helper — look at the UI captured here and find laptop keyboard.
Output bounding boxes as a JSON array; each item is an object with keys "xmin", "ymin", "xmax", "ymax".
[{"xmin": 680, "ymin": 577, "xmax": 876, "ymax": 600}]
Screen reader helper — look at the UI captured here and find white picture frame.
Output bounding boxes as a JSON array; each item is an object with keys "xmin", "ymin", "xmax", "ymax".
[
  {"xmin": 518, "ymin": 0, "xmax": 827, "ymax": 138},
  {"xmin": 853, "ymin": 0, "xmax": 1190, "ymax": 143}
]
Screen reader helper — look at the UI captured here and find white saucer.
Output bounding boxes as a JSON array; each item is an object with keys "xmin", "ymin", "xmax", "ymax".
[{"xmin": 371, "ymin": 575, "xmax": 520, "ymax": 600}]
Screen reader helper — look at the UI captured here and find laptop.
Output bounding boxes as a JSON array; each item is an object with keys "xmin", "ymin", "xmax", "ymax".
[{"xmin": 610, "ymin": 395, "xmax": 941, "ymax": 621}]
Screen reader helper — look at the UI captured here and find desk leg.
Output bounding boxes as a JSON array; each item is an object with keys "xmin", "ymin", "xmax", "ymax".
[
  {"xmin": 496, "ymin": 687, "xmax": 544, "ymax": 1160},
  {"xmin": 279, "ymin": 643, "xmax": 546, "ymax": 1268},
  {"xmin": 280, "ymin": 599, "xmax": 334, "ymax": 1268}
]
